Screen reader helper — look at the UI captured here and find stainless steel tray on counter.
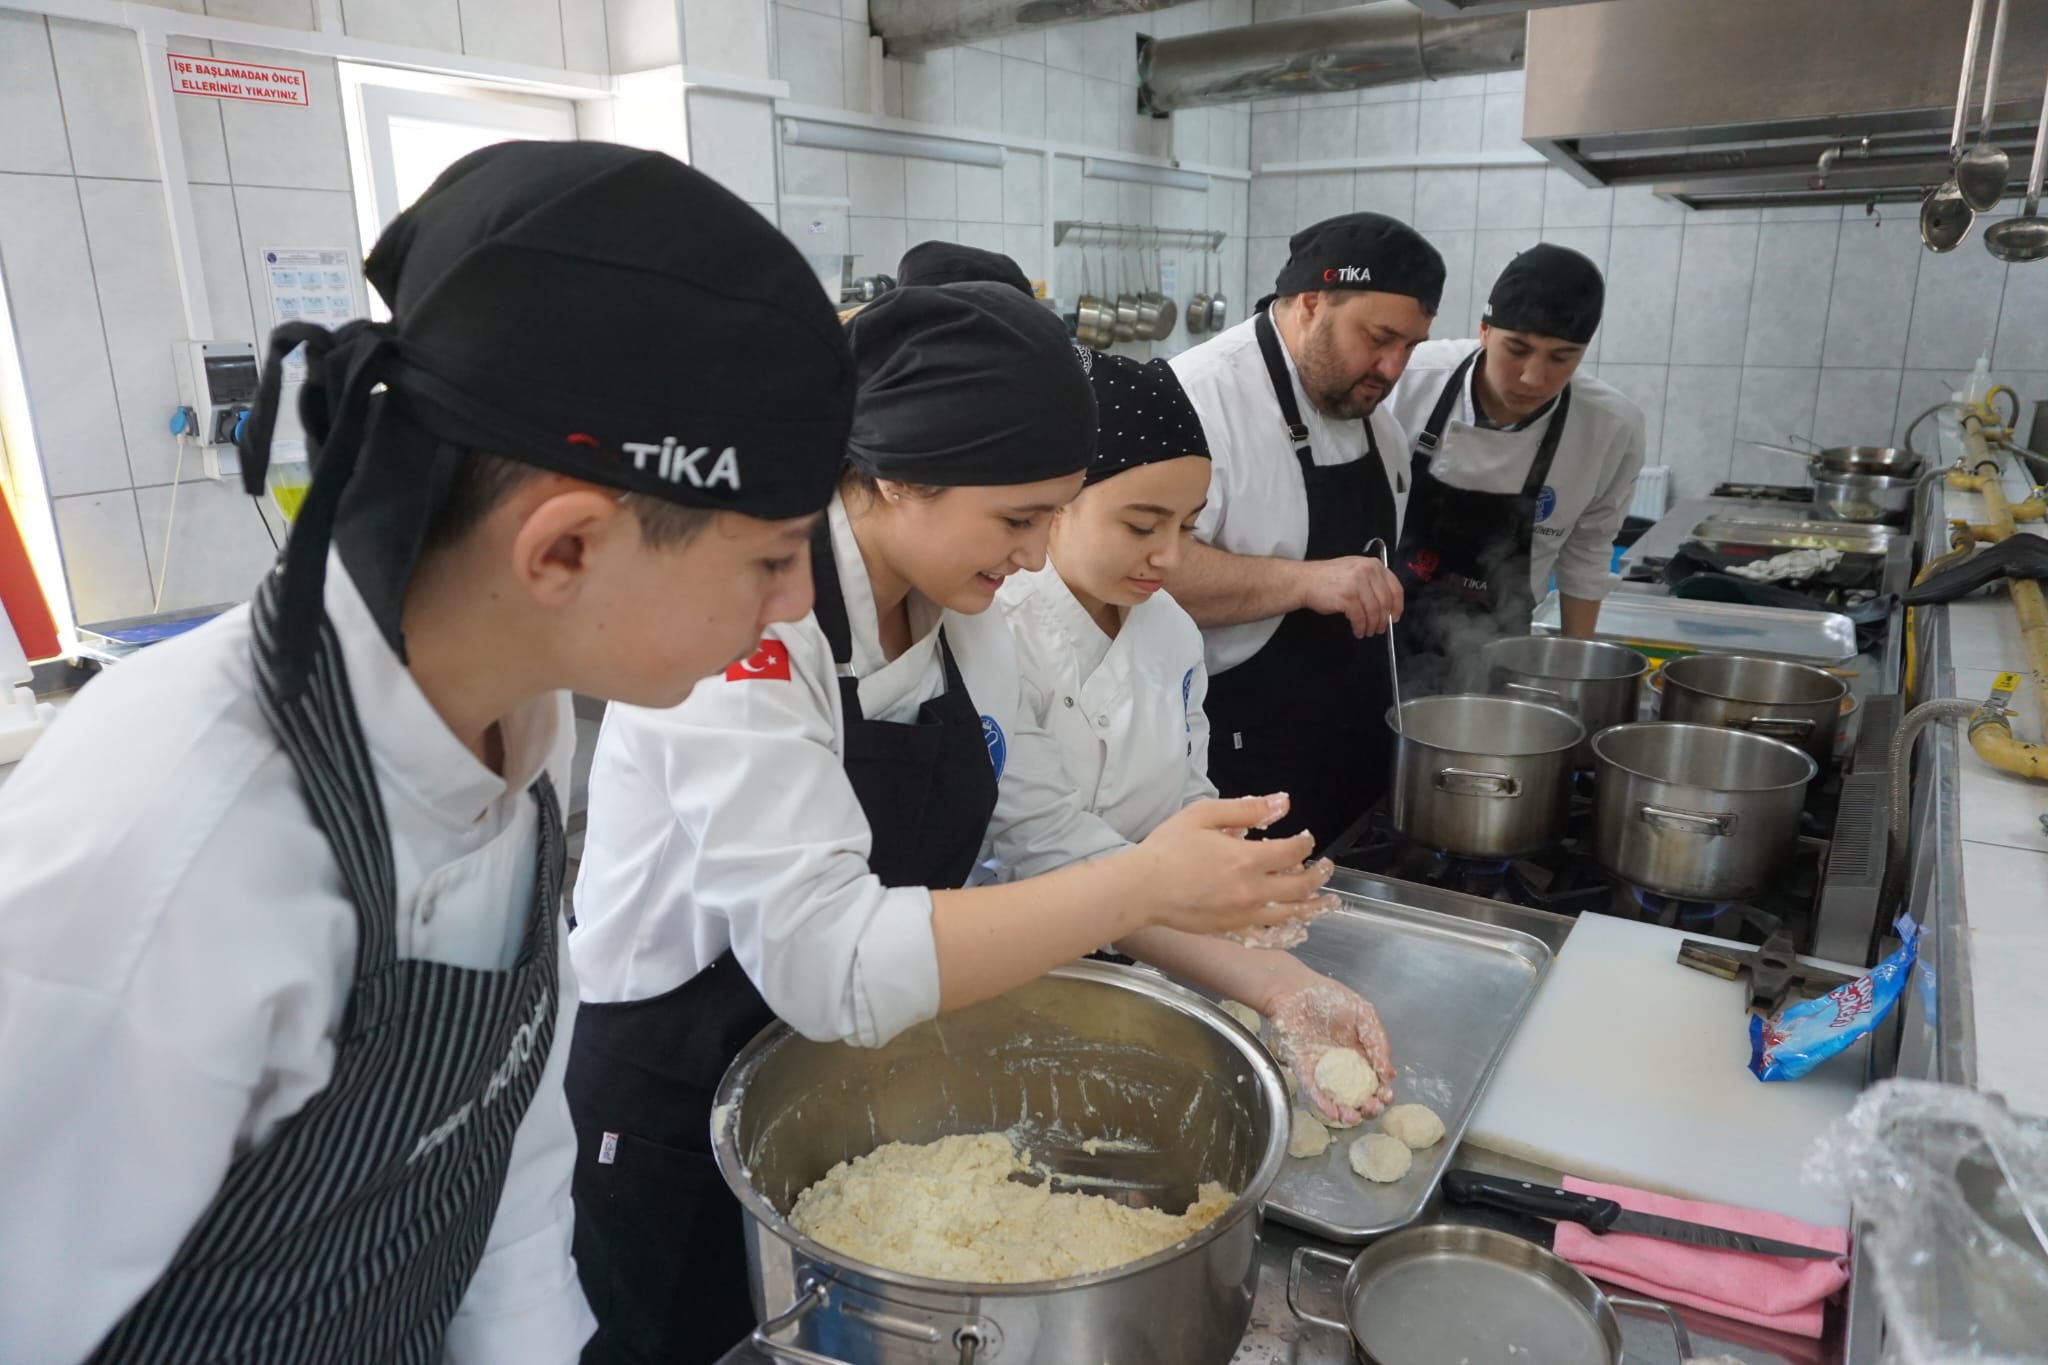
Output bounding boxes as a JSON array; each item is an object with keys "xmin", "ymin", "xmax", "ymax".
[
  {"xmin": 1254, "ymin": 892, "xmax": 1552, "ymax": 1244},
  {"xmin": 1690, "ymin": 517, "xmax": 1899, "ymax": 554},
  {"xmin": 1531, "ymin": 590, "xmax": 1861, "ymax": 665}
]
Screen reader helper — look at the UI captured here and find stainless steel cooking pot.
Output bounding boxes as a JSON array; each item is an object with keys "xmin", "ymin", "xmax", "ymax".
[
  {"xmin": 1388, "ymin": 695, "xmax": 1583, "ymax": 859},
  {"xmin": 1658, "ymin": 653, "xmax": 1849, "ymax": 769},
  {"xmin": 1591, "ymin": 722, "xmax": 1818, "ymax": 902},
  {"xmin": 1479, "ymin": 636, "xmax": 1647, "ymax": 768},
  {"xmin": 713, "ymin": 962, "xmax": 1290, "ymax": 1365},
  {"xmin": 1287, "ymin": 1226, "xmax": 1691, "ymax": 1365},
  {"xmin": 1810, "ymin": 464, "xmax": 1918, "ymax": 522}
]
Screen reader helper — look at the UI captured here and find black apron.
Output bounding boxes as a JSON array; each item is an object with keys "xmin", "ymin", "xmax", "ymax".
[
  {"xmin": 90, "ymin": 568, "xmax": 564, "ymax": 1363},
  {"xmin": 1204, "ymin": 307, "xmax": 1400, "ymax": 853},
  {"xmin": 566, "ymin": 522, "xmax": 1000, "ymax": 1365},
  {"xmin": 1393, "ymin": 349, "xmax": 1571, "ymax": 695}
]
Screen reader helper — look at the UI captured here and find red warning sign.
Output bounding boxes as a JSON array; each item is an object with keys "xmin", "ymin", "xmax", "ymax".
[{"xmin": 166, "ymin": 53, "xmax": 309, "ymax": 106}]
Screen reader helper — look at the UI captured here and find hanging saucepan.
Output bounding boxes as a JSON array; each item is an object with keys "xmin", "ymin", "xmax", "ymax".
[
  {"xmin": 1135, "ymin": 242, "xmax": 1175, "ymax": 341},
  {"xmin": 1288, "ymin": 1225, "xmax": 1692, "ymax": 1365},
  {"xmin": 1187, "ymin": 249, "xmax": 1211, "ymax": 338},
  {"xmin": 1111, "ymin": 246, "xmax": 1140, "ymax": 344},
  {"xmin": 1204, "ymin": 243, "xmax": 1229, "ymax": 331},
  {"xmin": 1075, "ymin": 249, "xmax": 1113, "ymax": 350}
]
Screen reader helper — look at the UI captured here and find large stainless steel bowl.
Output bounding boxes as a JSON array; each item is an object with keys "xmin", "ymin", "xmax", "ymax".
[
  {"xmin": 1591, "ymin": 722, "xmax": 1817, "ymax": 902},
  {"xmin": 713, "ymin": 963, "xmax": 1290, "ymax": 1364},
  {"xmin": 1658, "ymin": 653, "xmax": 1848, "ymax": 770},
  {"xmin": 1480, "ymin": 637, "xmax": 1647, "ymax": 768},
  {"xmin": 1810, "ymin": 465, "xmax": 1917, "ymax": 522},
  {"xmin": 1389, "ymin": 695, "xmax": 1584, "ymax": 859}
]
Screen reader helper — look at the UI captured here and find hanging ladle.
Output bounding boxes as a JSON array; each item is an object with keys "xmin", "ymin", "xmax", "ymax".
[
  {"xmin": 1957, "ymin": 0, "xmax": 2013, "ymax": 212},
  {"xmin": 1985, "ymin": 63, "xmax": 2048, "ymax": 263},
  {"xmin": 1922, "ymin": 0, "xmax": 1987, "ymax": 253}
]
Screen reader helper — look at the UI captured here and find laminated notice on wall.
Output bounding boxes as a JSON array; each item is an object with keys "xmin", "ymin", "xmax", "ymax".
[
  {"xmin": 261, "ymin": 247, "xmax": 357, "ymax": 385},
  {"xmin": 167, "ymin": 53, "xmax": 309, "ymax": 106}
]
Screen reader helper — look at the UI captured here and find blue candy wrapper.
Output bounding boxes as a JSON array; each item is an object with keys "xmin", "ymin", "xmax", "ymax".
[{"xmin": 1750, "ymin": 921, "xmax": 1919, "ymax": 1082}]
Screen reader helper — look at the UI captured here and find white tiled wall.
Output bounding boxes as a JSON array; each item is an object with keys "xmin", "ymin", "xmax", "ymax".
[
  {"xmin": 1248, "ymin": 44, "xmax": 2048, "ymax": 506},
  {"xmin": 0, "ymin": 1, "xmax": 608, "ymax": 625},
  {"xmin": 755, "ymin": 0, "xmax": 1256, "ymax": 361}
]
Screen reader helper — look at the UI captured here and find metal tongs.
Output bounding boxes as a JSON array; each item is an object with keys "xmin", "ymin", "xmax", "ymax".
[{"xmin": 1366, "ymin": 537, "xmax": 1402, "ymax": 734}]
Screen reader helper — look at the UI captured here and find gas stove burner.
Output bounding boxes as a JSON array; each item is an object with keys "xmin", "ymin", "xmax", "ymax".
[
  {"xmin": 1436, "ymin": 852, "xmax": 1511, "ymax": 877},
  {"xmin": 1630, "ymin": 887, "xmax": 1734, "ymax": 925}
]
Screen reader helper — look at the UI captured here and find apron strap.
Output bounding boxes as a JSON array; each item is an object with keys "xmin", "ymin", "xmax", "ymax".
[
  {"xmin": 1254, "ymin": 308, "xmax": 1318, "ymax": 481},
  {"xmin": 1521, "ymin": 382, "xmax": 1573, "ymax": 499},
  {"xmin": 808, "ymin": 517, "xmax": 867, "ymax": 725},
  {"xmin": 1414, "ymin": 348, "xmax": 1479, "ymax": 456}
]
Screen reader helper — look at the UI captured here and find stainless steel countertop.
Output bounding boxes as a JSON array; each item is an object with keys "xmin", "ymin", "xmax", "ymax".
[{"xmin": 714, "ymin": 872, "xmax": 1836, "ymax": 1365}]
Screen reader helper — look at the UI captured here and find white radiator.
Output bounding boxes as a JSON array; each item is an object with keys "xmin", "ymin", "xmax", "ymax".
[{"xmin": 1629, "ymin": 465, "xmax": 1672, "ymax": 519}]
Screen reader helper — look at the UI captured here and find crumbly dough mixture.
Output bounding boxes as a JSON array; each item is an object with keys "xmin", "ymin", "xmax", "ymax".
[{"xmin": 788, "ymin": 1132, "xmax": 1233, "ymax": 1283}]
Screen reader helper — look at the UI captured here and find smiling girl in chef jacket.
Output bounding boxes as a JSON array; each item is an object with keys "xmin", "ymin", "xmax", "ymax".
[
  {"xmin": 1001, "ymin": 348, "xmax": 1396, "ymax": 1119},
  {"xmin": 566, "ymin": 282, "xmax": 1339, "ymax": 1365}
]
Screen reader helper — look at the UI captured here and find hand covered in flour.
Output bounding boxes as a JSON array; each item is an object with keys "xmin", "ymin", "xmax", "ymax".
[{"xmin": 1266, "ymin": 977, "xmax": 1395, "ymax": 1126}]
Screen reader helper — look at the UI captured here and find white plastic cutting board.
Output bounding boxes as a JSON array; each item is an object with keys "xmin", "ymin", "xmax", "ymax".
[{"xmin": 1465, "ymin": 913, "xmax": 1867, "ymax": 1230}]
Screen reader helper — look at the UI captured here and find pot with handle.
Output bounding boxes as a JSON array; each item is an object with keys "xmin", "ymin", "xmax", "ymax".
[
  {"xmin": 1187, "ymin": 249, "xmax": 1211, "ymax": 337},
  {"xmin": 1075, "ymin": 250, "xmax": 1113, "ymax": 349},
  {"xmin": 1591, "ymin": 722, "xmax": 1817, "ymax": 902},
  {"xmin": 1113, "ymin": 247, "xmax": 1141, "ymax": 344},
  {"xmin": 1749, "ymin": 438, "xmax": 1923, "ymax": 479},
  {"xmin": 1809, "ymin": 464, "xmax": 1919, "ymax": 522},
  {"xmin": 1137, "ymin": 240, "xmax": 1176, "ymax": 340},
  {"xmin": 1204, "ymin": 245, "xmax": 1229, "ymax": 331},
  {"xmin": 1479, "ymin": 636, "xmax": 1647, "ymax": 768},
  {"xmin": 716, "ymin": 962, "xmax": 1289, "ymax": 1365},
  {"xmin": 1657, "ymin": 653, "xmax": 1848, "ymax": 769},
  {"xmin": 1387, "ymin": 695, "xmax": 1583, "ymax": 858},
  {"xmin": 1286, "ymin": 1225, "xmax": 1692, "ymax": 1365}
]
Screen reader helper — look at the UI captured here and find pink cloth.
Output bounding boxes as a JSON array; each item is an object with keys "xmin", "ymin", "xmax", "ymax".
[{"xmin": 1552, "ymin": 1177, "xmax": 1851, "ymax": 1340}]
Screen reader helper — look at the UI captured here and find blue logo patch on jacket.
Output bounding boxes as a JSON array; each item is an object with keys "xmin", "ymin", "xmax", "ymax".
[
  {"xmin": 981, "ymin": 715, "xmax": 1007, "ymax": 780},
  {"xmin": 1181, "ymin": 668, "xmax": 1196, "ymax": 733},
  {"xmin": 1535, "ymin": 485, "xmax": 1558, "ymax": 523}
]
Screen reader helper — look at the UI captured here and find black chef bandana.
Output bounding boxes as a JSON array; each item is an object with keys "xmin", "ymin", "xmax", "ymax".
[
  {"xmin": 236, "ymin": 140, "xmax": 852, "ymax": 692},
  {"xmin": 846, "ymin": 282, "xmax": 1097, "ymax": 487},
  {"xmin": 897, "ymin": 241, "xmax": 1033, "ymax": 295},
  {"xmin": 1484, "ymin": 243, "xmax": 1605, "ymax": 344},
  {"xmin": 1075, "ymin": 348, "xmax": 1209, "ymax": 487},
  {"xmin": 1273, "ymin": 212, "xmax": 1445, "ymax": 315}
]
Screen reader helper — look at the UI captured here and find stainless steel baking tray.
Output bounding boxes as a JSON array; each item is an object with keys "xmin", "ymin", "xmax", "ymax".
[
  {"xmin": 1248, "ymin": 894, "xmax": 1551, "ymax": 1243},
  {"xmin": 1531, "ymin": 590, "xmax": 1860, "ymax": 665},
  {"xmin": 1689, "ymin": 517, "xmax": 1899, "ymax": 554}
]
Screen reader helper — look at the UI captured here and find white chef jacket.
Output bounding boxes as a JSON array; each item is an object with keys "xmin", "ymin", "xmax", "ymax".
[
  {"xmin": 1385, "ymin": 338, "xmax": 1645, "ymax": 604},
  {"xmin": 999, "ymin": 561, "xmax": 1217, "ymax": 845},
  {"xmin": 571, "ymin": 494, "xmax": 1128, "ymax": 1048},
  {"xmin": 1169, "ymin": 304, "xmax": 1413, "ymax": 675},
  {"xmin": 0, "ymin": 554, "xmax": 591, "ymax": 1365}
]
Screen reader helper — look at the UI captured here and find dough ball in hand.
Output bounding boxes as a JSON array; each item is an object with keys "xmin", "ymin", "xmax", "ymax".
[
  {"xmin": 1378, "ymin": 1103, "xmax": 1445, "ymax": 1150},
  {"xmin": 1287, "ymin": 1109, "xmax": 1332, "ymax": 1159},
  {"xmin": 1348, "ymin": 1132, "xmax": 1412, "ymax": 1183},
  {"xmin": 1313, "ymin": 1048, "xmax": 1379, "ymax": 1114},
  {"xmin": 1221, "ymin": 1000, "xmax": 1263, "ymax": 1035}
]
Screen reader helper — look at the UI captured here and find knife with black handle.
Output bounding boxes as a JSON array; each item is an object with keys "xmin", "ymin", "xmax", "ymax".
[{"xmin": 1439, "ymin": 1170, "xmax": 1840, "ymax": 1261}]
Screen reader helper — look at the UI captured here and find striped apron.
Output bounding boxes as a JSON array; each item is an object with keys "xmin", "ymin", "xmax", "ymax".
[{"xmin": 88, "ymin": 570, "xmax": 565, "ymax": 1363}]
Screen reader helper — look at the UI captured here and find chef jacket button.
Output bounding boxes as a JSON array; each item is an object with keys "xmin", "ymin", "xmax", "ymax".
[
  {"xmin": 1063, "ymin": 696, "xmax": 1075, "ymax": 707},
  {"xmin": 1096, "ymin": 715, "xmax": 1109, "ymax": 728}
]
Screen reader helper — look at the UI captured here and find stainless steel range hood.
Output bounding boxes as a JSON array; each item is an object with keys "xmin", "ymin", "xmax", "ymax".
[{"xmin": 1523, "ymin": 0, "xmax": 2048, "ymax": 211}]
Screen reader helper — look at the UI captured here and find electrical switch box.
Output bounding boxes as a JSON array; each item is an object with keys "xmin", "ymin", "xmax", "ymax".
[{"xmin": 171, "ymin": 340, "xmax": 258, "ymax": 472}]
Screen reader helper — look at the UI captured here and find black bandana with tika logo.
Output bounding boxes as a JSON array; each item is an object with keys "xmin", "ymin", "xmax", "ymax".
[
  {"xmin": 1272, "ymin": 211, "xmax": 1446, "ymax": 315},
  {"xmin": 234, "ymin": 141, "xmax": 853, "ymax": 689}
]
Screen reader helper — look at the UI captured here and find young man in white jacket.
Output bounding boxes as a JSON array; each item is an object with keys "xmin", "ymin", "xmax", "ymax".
[
  {"xmin": 0, "ymin": 143, "xmax": 856, "ymax": 1364},
  {"xmin": 1382, "ymin": 243, "xmax": 1645, "ymax": 691}
]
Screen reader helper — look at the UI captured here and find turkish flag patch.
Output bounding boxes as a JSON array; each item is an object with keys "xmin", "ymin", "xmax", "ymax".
[{"xmin": 725, "ymin": 639, "xmax": 791, "ymax": 682}]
